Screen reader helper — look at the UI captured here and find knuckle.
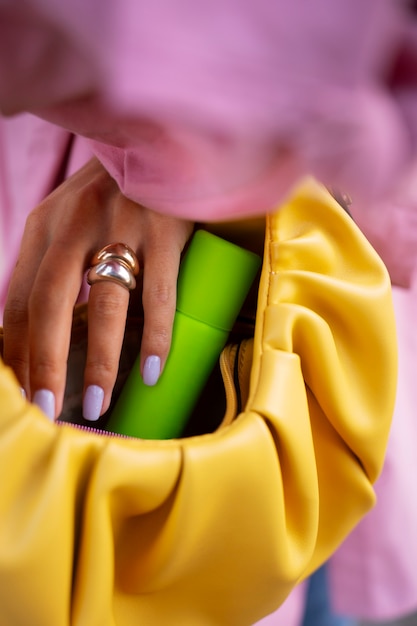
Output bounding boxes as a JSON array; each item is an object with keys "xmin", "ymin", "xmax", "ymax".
[
  {"xmin": 85, "ymin": 356, "xmax": 117, "ymax": 385},
  {"xmin": 31, "ymin": 355, "xmax": 61, "ymax": 386},
  {"xmin": 147, "ymin": 282, "xmax": 173, "ymax": 308},
  {"xmin": 25, "ymin": 207, "xmax": 46, "ymax": 233},
  {"xmin": 4, "ymin": 354, "xmax": 28, "ymax": 379},
  {"xmin": 91, "ymin": 289, "xmax": 126, "ymax": 319},
  {"xmin": 3, "ymin": 297, "xmax": 28, "ymax": 329},
  {"xmin": 8, "ymin": 354, "xmax": 26, "ymax": 368},
  {"xmin": 144, "ymin": 324, "xmax": 171, "ymax": 354}
]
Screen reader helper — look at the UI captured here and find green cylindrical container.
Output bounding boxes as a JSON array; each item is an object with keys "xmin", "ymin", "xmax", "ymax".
[{"xmin": 106, "ymin": 229, "xmax": 261, "ymax": 439}]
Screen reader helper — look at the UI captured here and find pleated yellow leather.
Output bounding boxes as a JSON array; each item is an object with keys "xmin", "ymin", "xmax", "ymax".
[{"xmin": 0, "ymin": 178, "xmax": 397, "ymax": 626}]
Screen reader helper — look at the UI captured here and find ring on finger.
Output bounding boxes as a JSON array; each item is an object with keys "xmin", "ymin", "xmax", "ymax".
[
  {"xmin": 90, "ymin": 242, "xmax": 139, "ymax": 275},
  {"xmin": 87, "ymin": 242, "xmax": 139, "ymax": 291}
]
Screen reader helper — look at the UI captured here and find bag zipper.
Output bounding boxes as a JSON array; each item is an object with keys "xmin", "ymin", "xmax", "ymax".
[{"xmin": 55, "ymin": 420, "xmax": 132, "ymax": 439}]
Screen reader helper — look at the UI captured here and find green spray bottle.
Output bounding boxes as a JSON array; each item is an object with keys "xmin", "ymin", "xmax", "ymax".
[{"xmin": 106, "ymin": 229, "xmax": 261, "ymax": 439}]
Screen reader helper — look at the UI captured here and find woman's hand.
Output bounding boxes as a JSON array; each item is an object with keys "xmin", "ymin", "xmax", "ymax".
[{"xmin": 3, "ymin": 157, "xmax": 194, "ymax": 420}]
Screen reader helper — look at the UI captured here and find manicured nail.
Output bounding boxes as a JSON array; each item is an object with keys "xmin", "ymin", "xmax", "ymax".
[
  {"xmin": 33, "ymin": 389, "xmax": 55, "ymax": 421},
  {"xmin": 83, "ymin": 385, "xmax": 104, "ymax": 421},
  {"xmin": 143, "ymin": 355, "xmax": 161, "ymax": 386},
  {"xmin": 19, "ymin": 387, "xmax": 26, "ymax": 399}
]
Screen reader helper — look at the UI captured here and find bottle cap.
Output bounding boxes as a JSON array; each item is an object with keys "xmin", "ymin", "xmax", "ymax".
[{"xmin": 176, "ymin": 230, "xmax": 261, "ymax": 331}]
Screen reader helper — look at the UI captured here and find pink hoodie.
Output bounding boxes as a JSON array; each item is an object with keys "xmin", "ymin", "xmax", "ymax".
[{"xmin": 1, "ymin": 0, "xmax": 417, "ymax": 221}]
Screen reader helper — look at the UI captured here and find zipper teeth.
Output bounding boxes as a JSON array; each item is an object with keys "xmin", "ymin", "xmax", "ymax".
[{"xmin": 55, "ymin": 420, "xmax": 132, "ymax": 439}]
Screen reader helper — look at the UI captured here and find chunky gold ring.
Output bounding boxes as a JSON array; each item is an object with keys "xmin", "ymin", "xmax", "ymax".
[
  {"xmin": 87, "ymin": 243, "xmax": 139, "ymax": 291},
  {"xmin": 90, "ymin": 243, "xmax": 139, "ymax": 275}
]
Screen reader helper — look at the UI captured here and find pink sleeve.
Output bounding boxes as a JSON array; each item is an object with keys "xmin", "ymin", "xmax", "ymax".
[
  {"xmin": 352, "ymin": 192, "xmax": 417, "ymax": 288},
  {"xmin": 1, "ymin": 0, "xmax": 417, "ymax": 220}
]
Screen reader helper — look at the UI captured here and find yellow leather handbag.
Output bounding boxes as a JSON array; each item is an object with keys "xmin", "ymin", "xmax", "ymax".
[{"xmin": 0, "ymin": 178, "xmax": 397, "ymax": 626}]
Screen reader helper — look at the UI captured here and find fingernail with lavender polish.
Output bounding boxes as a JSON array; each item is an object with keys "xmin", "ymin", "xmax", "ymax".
[
  {"xmin": 33, "ymin": 389, "xmax": 55, "ymax": 421},
  {"xmin": 143, "ymin": 355, "xmax": 161, "ymax": 386},
  {"xmin": 83, "ymin": 385, "xmax": 104, "ymax": 421}
]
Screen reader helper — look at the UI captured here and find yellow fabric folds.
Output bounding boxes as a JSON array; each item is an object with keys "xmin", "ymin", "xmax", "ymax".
[{"xmin": 0, "ymin": 178, "xmax": 397, "ymax": 625}]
